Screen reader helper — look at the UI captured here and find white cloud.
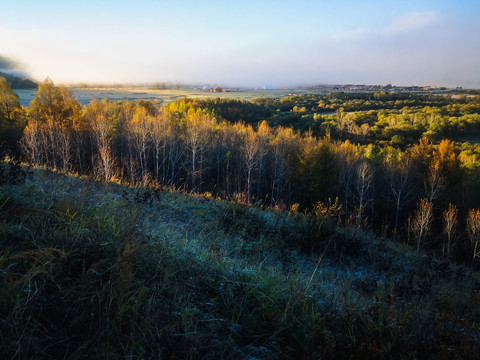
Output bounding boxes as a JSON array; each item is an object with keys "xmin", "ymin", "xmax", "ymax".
[{"xmin": 384, "ymin": 11, "xmax": 439, "ymax": 35}]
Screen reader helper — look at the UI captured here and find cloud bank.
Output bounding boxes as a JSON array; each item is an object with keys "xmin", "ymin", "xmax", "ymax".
[
  {"xmin": 0, "ymin": 55, "xmax": 21, "ymax": 72},
  {"xmin": 1, "ymin": 10, "xmax": 479, "ymax": 88}
]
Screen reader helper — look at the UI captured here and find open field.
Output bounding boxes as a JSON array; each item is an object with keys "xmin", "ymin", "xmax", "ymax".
[{"xmin": 14, "ymin": 87, "xmax": 320, "ymax": 107}]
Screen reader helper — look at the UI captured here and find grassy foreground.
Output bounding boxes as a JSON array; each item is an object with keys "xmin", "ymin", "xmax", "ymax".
[{"xmin": 1, "ymin": 162, "xmax": 479, "ymax": 359}]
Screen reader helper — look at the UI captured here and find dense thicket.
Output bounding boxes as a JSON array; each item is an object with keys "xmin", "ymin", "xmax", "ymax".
[{"xmin": 3, "ymin": 77, "xmax": 480, "ymax": 264}]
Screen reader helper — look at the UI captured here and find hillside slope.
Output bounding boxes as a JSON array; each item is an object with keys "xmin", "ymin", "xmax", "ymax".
[
  {"xmin": 0, "ymin": 71, "xmax": 38, "ymax": 89},
  {"xmin": 1, "ymin": 162, "xmax": 479, "ymax": 359}
]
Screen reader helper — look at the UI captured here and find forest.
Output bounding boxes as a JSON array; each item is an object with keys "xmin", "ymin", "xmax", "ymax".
[
  {"xmin": 3, "ymin": 76, "xmax": 480, "ymax": 358},
  {"xmin": 2, "ymin": 77, "xmax": 480, "ymax": 264}
]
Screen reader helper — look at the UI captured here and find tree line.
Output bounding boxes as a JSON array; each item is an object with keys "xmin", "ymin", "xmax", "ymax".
[
  {"xmin": 160, "ymin": 92, "xmax": 480, "ymax": 147},
  {"xmin": 2, "ymin": 77, "xmax": 480, "ymax": 264}
]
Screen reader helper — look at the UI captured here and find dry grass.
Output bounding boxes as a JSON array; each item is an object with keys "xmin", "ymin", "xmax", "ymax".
[{"xmin": 1, "ymin": 164, "xmax": 479, "ymax": 359}]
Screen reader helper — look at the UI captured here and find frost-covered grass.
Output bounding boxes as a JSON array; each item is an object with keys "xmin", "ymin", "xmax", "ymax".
[{"xmin": 1, "ymin": 163, "xmax": 479, "ymax": 359}]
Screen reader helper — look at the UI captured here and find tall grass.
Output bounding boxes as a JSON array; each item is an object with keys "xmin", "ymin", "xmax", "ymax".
[{"xmin": 1, "ymin": 164, "xmax": 479, "ymax": 359}]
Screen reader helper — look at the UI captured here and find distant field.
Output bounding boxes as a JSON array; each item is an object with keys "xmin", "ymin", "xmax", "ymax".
[{"xmin": 14, "ymin": 87, "xmax": 321, "ymax": 107}]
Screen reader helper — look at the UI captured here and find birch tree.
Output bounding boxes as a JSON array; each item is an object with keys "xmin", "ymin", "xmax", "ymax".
[
  {"xmin": 184, "ymin": 109, "xmax": 216, "ymax": 192},
  {"xmin": 338, "ymin": 140, "xmax": 358, "ymax": 223},
  {"xmin": 129, "ymin": 105, "xmax": 153, "ymax": 184},
  {"xmin": 85, "ymin": 99, "xmax": 117, "ymax": 182},
  {"xmin": 467, "ymin": 209, "xmax": 480, "ymax": 266},
  {"xmin": 411, "ymin": 198, "xmax": 433, "ymax": 250},
  {"xmin": 242, "ymin": 124, "xmax": 259, "ymax": 203},
  {"xmin": 442, "ymin": 204, "xmax": 457, "ymax": 258},
  {"xmin": 355, "ymin": 160, "xmax": 374, "ymax": 227}
]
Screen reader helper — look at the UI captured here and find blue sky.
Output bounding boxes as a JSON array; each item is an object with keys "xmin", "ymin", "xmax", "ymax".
[{"xmin": 1, "ymin": 0, "xmax": 479, "ymax": 87}]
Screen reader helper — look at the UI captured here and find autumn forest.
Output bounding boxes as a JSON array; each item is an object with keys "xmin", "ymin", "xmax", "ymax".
[{"xmin": 2, "ymin": 78, "xmax": 480, "ymax": 264}]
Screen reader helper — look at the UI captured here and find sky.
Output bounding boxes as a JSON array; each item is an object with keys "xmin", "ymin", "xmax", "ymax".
[{"xmin": 1, "ymin": 0, "xmax": 480, "ymax": 88}]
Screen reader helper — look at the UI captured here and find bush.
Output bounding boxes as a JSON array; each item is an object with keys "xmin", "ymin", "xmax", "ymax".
[{"xmin": 0, "ymin": 160, "xmax": 28, "ymax": 185}]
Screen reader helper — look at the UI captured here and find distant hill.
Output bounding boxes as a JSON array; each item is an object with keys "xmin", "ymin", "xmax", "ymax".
[{"xmin": 0, "ymin": 71, "xmax": 38, "ymax": 89}]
